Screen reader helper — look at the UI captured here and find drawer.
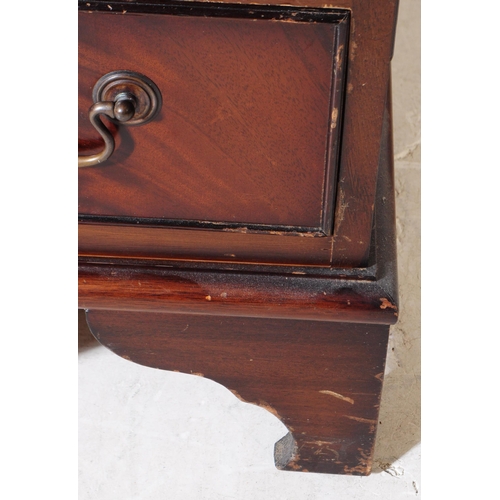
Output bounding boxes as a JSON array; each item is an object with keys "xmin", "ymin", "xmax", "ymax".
[
  {"xmin": 78, "ymin": 0, "xmax": 400, "ymax": 477},
  {"xmin": 78, "ymin": 2, "xmax": 348, "ymax": 265}
]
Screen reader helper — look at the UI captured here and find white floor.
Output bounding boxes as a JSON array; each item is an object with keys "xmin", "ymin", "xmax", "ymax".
[{"xmin": 79, "ymin": 1, "xmax": 420, "ymax": 498}]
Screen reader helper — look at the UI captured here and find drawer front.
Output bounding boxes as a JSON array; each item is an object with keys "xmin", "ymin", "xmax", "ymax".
[{"xmin": 79, "ymin": 3, "xmax": 348, "ymax": 250}]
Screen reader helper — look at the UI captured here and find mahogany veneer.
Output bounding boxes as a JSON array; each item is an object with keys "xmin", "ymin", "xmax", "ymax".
[{"xmin": 79, "ymin": 0, "xmax": 399, "ymax": 475}]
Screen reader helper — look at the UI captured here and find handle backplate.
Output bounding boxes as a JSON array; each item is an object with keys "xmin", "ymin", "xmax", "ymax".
[{"xmin": 78, "ymin": 70, "xmax": 162, "ymax": 168}]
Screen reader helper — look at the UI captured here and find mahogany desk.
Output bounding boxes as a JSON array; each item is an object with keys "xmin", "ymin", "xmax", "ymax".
[{"xmin": 78, "ymin": 0, "xmax": 399, "ymax": 475}]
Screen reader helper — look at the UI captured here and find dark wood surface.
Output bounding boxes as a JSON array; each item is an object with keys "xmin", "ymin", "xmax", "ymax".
[
  {"xmin": 78, "ymin": 0, "xmax": 400, "ymax": 475},
  {"xmin": 79, "ymin": 0, "xmax": 400, "ymax": 267},
  {"xmin": 79, "ymin": 7, "xmax": 347, "ymax": 231},
  {"xmin": 330, "ymin": 0, "xmax": 399, "ymax": 266},
  {"xmin": 79, "ymin": 223, "xmax": 332, "ymax": 266},
  {"xmin": 79, "ymin": 89, "xmax": 397, "ymax": 474},
  {"xmin": 79, "ymin": 86, "xmax": 398, "ymax": 323},
  {"xmin": 79, "ymin": 261, "xmax": 397, "ymax": 324},
  {"xmin": 85, "ymin": 310, "xmax": 389, "ymax": 474}
]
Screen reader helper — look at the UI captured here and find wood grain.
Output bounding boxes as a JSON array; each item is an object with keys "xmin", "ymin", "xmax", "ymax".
[
  {"xmin": 79, "ymin": 87, "xmax": 398, "ymax": 322},
  {"xmin": 79, "ymin": 261, "xmax": 397, "ymax": 324},
  {"xmin": 79, "ymin": 0, "xmax": 400, "ymax": 267},
  {"xmin": 78, "ymin": 223, "xmax": 333, "ymax": 266},
  {"xmin": 79, "ymin": 67, "xmax": 399, "ymax": 475},
  {"xmin": 331, "ymin": 0, "xmax": 399, "ymax": 266},
  {"xmin": 85, "ymin": 310, "xmax": 390, "ymax": 474},
  {"xmin": 79, "ymin": 7, "xmax": 347, "ymax": 230}
]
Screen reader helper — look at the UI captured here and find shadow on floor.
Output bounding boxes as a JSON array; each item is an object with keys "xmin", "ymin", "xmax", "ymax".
[
  {"xmin": 370, "ymin": 166, "xmax": 421, "ymax": 473},
  {"xmin": 371, "ymin": 338, "xmax": 421, "ymax": 473}
]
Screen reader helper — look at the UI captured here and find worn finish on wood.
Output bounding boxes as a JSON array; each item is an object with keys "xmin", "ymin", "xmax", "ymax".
[
  {"xmin": 85, "ymin": 310, "xmax": 389, "ymax": 475},
  {"xmin": 330, "ymin": 0, "xmax": 399, "ymax": 266},
  {"xmin": 78, "ymin": 0, "xmax": 400, "ymax": 476},
  {"xmin": 79, "ymin": 6, "xmax": 348, "ymax": 232},
  {"xmin": 79, "ymin": 87, "xmax": 397, "ymax": 324},
  {"xmin": 79, "ymin": 0, "xmax": 399, "ymax": 267},
  {"xmin": 80, "ymin": 88, "xmax": 398, "ymax": 323},
  {"xmin": 79, "ymin": 95, "xmax": 397, "ymax": 473},
  {"xmin": 78, "ymin": 224, "xmax": 333, "ymax": 266},
  {"xmin": 79, "ymin": 262, "xmax": 397, "ymax": 324}
]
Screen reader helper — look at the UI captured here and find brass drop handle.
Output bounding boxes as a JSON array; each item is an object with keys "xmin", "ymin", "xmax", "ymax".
[
  {"xmin": 78, "ymin": 96, "xmax": 136, "ymax": 167},
  {"xmin": 78, "ymin": 70, "xmax": 162, "ymax": 168}
]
